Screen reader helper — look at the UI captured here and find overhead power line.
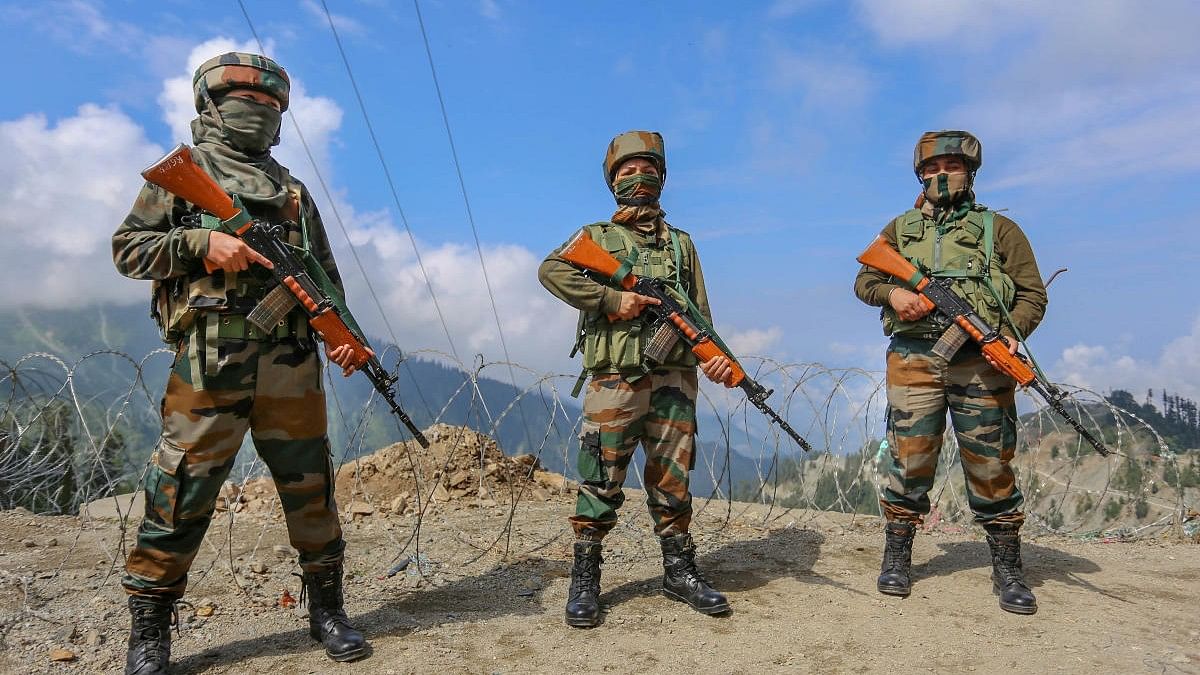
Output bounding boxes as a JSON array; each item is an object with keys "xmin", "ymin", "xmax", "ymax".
[
  {"xmin": 316, "ymin": 0, "xmax": 462, "ymax": 363},
  {"xmin": 234, "ymin": 0, "xmax": 435, "ymax": 420}
]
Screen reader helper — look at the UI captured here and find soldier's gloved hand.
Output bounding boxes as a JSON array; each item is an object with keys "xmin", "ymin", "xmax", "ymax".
[
  {"xmin": 701, "ymin": 355, "xmax": 736, "ymax": 388},
  {"xmin": 327, "ymin": 344, "xmax": 374, "ymax": 377},
  {"xmin": 613, "ymin": 291, "xmax": 660, "ymax": 320},
  {"xmin": 888, "ymin": 287, "xmax": 933, "ymax": 322},
  {"xmin": 205, "ymin": 231, "xmax": 273, "ymax": 273},
  {"xmin": 984, "ymin": 336, "xmax": 1019, "ymax": 370}
]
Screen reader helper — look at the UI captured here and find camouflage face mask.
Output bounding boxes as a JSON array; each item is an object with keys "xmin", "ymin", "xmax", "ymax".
[
  {"xmin": 215, "ymin": 96, "xmax": 282, "ymax": 154},
  {"xmin": 921, "ymin": 171, "xmax": 971, "ymax": 207},
  {"xmin": 612, "ymin": 172, "xmax": 662, "ymax": 206}
]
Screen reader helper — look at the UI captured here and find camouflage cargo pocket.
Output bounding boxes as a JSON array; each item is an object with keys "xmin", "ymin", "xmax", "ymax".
[
  {"xmin": 145, "ymin": 438, "xmax": 187, "ymax": 528},
  {"xmin": 576, "ymin": 420, "xmax": 603, "ymax": 483}
]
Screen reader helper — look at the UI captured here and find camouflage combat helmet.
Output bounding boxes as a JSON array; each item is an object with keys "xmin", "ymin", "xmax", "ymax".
[
  {"xmin": 913, "ymin": 130, "xmax": 982, "ymax": 174},
  {"xmin": 193, "ymin": 52, "xmax": 291, "ymax": 113},
  {"xmin": 603, "ymin": 130, "xmax": 667, "ymax": 185}
]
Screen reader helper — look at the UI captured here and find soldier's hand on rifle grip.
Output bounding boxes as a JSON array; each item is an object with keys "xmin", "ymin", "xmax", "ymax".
[
  {"xmin": 983, "ymin": 335, "xmax": 1019, "ymax": 370},
  {"xmin": 888, "ymin": 287, "xmax": 933, "ymax": 322},
  {"xmin": 204, "ymin": 231, "xmax": 273, "ymax": 273},
  {"xmin": 701, "ymin": 355, "xmax": 736, "ymax": 388},
  {"xmin": 613, "ymin": 291, "xmax": 660, "ymax": 320},
  {"xmin": 328, "ymin": 344, "xmax": 374, "ymax": 377}
]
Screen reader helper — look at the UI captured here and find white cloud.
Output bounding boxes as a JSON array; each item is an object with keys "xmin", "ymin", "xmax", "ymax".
[
  {"xmin": 0, "ymin": 26, "xmax": 783, "ymax": 378},
  {"xmin": 856, "ymin": 0, "xmax": 1200, "ymax": 188},
  {"xmin": 301, "ymin": 0, "xmax": 367, "ymax": 36},
  {"xmin": 1053, "ymin": 313, "xmax": 1200, "ymax": 402},
  {"xmin": 1, "ymin": 0, "xmax": 142, "ymax": 55},
  {"xmin": 479, "ymin": 0, "xmax": 501, "ymax": 21},
  {"xmin": 320, "ymin": 203, "xmax": 577, "ymax": 372},
  {"xmin": 767, "ymin": 0, "xmax": 820, "ymax": 19},
  {"xmin": 767, "ymin": 46, "xmax": 875, "ymax": 110},
  {"xmin": 721, "ymin": 325, "xmax": 783, "ymax": 357},
  {"xmin": 0, "ymin": 32, "xmax": 574, "ymax": 373},
  {"xmin": 0, "ymin": 104, "xmax": 163, "ymax": 308}
]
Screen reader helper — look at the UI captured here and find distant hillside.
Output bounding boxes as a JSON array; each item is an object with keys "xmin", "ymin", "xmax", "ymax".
[{"xmin": 0, "ymin": 303, "xmax": 765, "ymax": 502}]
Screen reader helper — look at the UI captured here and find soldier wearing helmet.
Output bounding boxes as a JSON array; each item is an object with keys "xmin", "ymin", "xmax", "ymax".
[
  {"xmin": 854, "ymin": 130, "xmax": 1048, "ymax": 614},
  {"xmin": 539, "ymin": 130, "xmax": 733, "ymax": 627},
  {"xmin": 112, "ymin": 53, "xmax": 367, "ymax": 672}
]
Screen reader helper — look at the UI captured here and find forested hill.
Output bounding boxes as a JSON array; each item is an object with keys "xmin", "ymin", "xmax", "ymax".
[
  {"xmin": 0, "ymin": 303, "xmax": 762, "ymax": 493},
  {"xmin": 1104, "ymin": 389, "xmax": 1200, "ymax": 452}
]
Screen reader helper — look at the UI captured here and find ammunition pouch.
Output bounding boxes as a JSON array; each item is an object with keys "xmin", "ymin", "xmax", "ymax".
[
  {"xmin": 882, "ymin": 207, "xmax": 1015, "ymax": 338},
  {"xmin": 576, "ymin": 222, "xmax": 698, "ymax": 377}
]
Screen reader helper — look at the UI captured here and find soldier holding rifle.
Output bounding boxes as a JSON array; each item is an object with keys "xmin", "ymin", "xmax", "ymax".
[
  {"xmin": 112, "ymin": 52, "xmax": 368, "ymax": 672},
  {"xmin": 854, "ymin": 130, "xmax": 1048, "ymax": 615}
]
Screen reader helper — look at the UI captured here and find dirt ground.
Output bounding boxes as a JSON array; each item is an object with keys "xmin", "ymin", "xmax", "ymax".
[{"xmin": 0, "ymin": 491, "xmax": 1196, "ymax": 675}]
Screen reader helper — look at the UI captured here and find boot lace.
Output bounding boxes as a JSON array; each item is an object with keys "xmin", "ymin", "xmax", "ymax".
[
  {"xmin": 295, "ymin": 570, "xmax": 352, "ymax": 628},
  {"xmin": 570, "ymin": 554, "xmax": 600, "ymax": 594},
  {"xmin": 990, "ymin": 537, "xmax": 1027, "ymax": 587},
  {"xmin": 130, "ymin": 598, "xmax": 186, "ymax": 663},
  {"xmin": 668, "ymin": 542, "xmax": 712, "ymax": 587},
  {"xmin": 882, "ymin": 528, "xmax": 913, "ymax": 572}
]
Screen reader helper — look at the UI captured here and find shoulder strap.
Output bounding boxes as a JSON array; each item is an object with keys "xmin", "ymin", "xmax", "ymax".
[
  {"xmin": 291, "ymin": 185, "xmax": 310, "ymax": 252},
  {"xmin": 669, "ymin": 227, "xmax": 684, "ymax": 290},
  {"xmin": 982, "ymin": 209, "xmax": 995, "ymax": 270}
]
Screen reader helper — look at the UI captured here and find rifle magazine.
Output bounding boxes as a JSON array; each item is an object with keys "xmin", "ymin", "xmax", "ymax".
[{"xmin": 247, "ymin": 284, "xmax": 298, "ymax": 333}]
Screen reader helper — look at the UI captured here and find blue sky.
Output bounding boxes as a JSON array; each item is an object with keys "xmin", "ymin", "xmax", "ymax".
[{"xmin": 1, "ymin": 0, "xmax": 1198, "ymax": 401}]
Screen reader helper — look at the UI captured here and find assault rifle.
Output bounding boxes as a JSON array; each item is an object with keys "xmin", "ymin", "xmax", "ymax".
[
  {"xmin": 142, "ymin": 144, "xmax": 429, "ymax": 448},
  {"xmin": 559, "ymin": 229, "xmax": 812, "ymax": 452},
  {"xmin": 856, "ymin": 236, "xmax": 1109, "ymax": 457}
]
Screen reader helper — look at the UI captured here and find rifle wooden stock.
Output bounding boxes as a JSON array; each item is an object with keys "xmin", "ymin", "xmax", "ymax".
[
  {"xmin": 141, "ymin": 144, "xmax": 247, "ymax": 273},
  {"xmin": 856, "ymin": 236, "xmax": 935, "ymax": 312},
  {"xmin": 856, "ymin": 232, "xmax": 1109, "ymax": 455},
  {"xmin": 558, "ymin": 227, "xmax": 810, "ymax": 450},
  {"xmin": 856, "ymin": 235, "xmax": 1037, "ymax": 385},
  {"xmin": 141, "ymin": 144, "xmax": 241, "ymax": 222},
  {"xmin": 559, "ymin": 231, "xmax": 636, "ymax": 290},
  {"xmin": 141, "ymin": 143, "xmax": 371, "ymax": 368},
  {"xmin": 137, "ymin": 144, "xmax": 429, "ymax": 447},
  {"xmin": 559, "ymin": 229, "xmax": 745, "ymax": 382}
]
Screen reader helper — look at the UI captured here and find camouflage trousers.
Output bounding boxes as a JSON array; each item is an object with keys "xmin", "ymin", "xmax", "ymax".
[
  {"xmin": 880, "ymin": 337, "xmax": 1024, "ymax": 526},
  {"xmin": 124, "ymin": 332, "xmax": 344, "ymax": 598},
  {"xmin": 570, "ymin": 370, "xmax": 698, "ymax": 541}
]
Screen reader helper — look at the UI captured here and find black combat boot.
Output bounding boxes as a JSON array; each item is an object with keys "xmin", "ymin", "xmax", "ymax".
[
  {"xmin": 125, "ymin": 595, "xmax": 174, "ymax": 675},
  {"xmin": 564, "ymin": 540, "xmax": 603, "ymax": 627},
  {"xmin": 877, "ymin": 521, "xmax": 915, "ymax": 597},
  {"xmin": 660, "ymin": 533, "xmax": 729, "ymax": 615},
  {"xmin": 984, "ymin": 524, "xmax": 1037, "ymax": 615},
  {"xmin": 301, "ymin": 565, "xmax": 368, "ymax": 661}
]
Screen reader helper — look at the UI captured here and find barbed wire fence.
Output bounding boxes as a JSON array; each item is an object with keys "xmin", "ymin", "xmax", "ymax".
[{"xmin": 0, "ymin": 346, "xmax": 1197, "ymax": 648}]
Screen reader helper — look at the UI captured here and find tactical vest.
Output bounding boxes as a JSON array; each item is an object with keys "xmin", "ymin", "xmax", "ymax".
[
  {"xmin": 882, "ymin": 206, "xmax": 1015, "ymax": 337},
  {"xmin": 150, "ymin": 185, "xmax": 307, "ymax": 343},
  {"xmin": 576, "ymin": 222, "xmax": 699, "ymax": 375}
]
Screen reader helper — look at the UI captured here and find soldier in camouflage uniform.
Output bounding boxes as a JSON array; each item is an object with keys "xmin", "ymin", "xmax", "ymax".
[
  {"xmin": 539, "ymin": 131, "xmax": 734, "ymax": 627},
  {"xmin": 854, "ymin": 130, "xmax": 1047, "ymax": 614},
  {"xmin": 112, "ymin": 53, "xmax": 367, "ymax": 673}
]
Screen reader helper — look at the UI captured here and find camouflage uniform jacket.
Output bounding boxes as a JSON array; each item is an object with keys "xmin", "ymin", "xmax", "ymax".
[
  {"xmin": 112, "ymin": 148, "xmax": 342, "ymax": 298},
  {"xmin": 538, "ymin": 220, "xmax": 713, "ymax": 373},
  {"xmin": 853, "ymin": 210, "xmax": 1047, "ymax": 340}
]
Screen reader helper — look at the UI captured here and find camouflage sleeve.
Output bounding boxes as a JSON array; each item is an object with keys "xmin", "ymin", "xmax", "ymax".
[
  {"xmin": 537, "ymin": 236, "xmax": 622, "ymax": 315},
  {"xmin": 111, "ymin": 182, "xmax": 210, "ymax": 280},
  {"xmin": 682, "ymin": 234, "xmax": 714, "ymax": 325},
  {"xmin": 993, "ymin": 214, "xmax": 1048, "ymax": 339},
  {"xmin": 853, "ymin": 218, "xmax": 902, "ymax": 307},
  {"xmin": 300, "ymin": 185, "xmax": 344, "ymax": 296}
]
